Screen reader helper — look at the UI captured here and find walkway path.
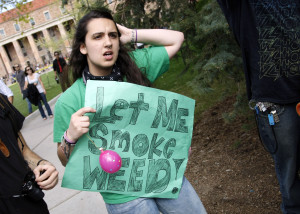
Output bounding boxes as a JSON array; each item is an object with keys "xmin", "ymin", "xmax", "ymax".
[{"xmin": 21, "ymin": 94, "xmax": 108, "ymax": 214}]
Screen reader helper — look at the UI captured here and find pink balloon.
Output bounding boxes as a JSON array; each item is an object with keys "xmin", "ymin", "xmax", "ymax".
[{"xmin": 99, "ymin": 149, "xmax": 122, "ymax": 174}]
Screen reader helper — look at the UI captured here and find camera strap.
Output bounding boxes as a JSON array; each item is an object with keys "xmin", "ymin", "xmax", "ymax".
[
  {"xmin": 0, "ymin": 193, "xmax": 27, "ymax": 199},
  {"xmin": 0, "ymin": 95, "xmax": 33, "ymax": 199},
  {"xmin": 0, "ymin": 188, "xmax": 39, "ymax": 199},
  {"xmin": 0, "ymin": 94, "xmax": 25, "ymax": 151}
]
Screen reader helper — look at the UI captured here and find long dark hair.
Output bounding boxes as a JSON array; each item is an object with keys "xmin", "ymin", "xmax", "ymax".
[
  {"xmin": 69, "ymin": 10, "xmax": 151, "ymax": 86},
  {"xmin": 24, "ymin": 66, "xmax": 34, "ymax": 76}
]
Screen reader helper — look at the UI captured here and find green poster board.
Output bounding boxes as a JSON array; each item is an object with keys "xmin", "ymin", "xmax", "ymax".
[{"xmin": 62, "ymin": 80, "xmax": 195, "ymax": 199}]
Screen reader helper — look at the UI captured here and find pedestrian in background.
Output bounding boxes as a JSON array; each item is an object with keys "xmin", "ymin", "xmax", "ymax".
[
  {"xmin": 217, "ymin": 1, "xmax": 300, "ymax": 213},
  {"xmin": 14, "ymin": 64, "xmax": 33, "ymax": 114},
  {"xmin": 0, "ymin": 79, "xmax": 13, "ymax": 104},
  {"xmin": 24, "ymin": 66, "xmax": 53, "ymax": 120},
  {"xmin": 52, "ymin": 51, "xmax": 70, "ymax": 92}
]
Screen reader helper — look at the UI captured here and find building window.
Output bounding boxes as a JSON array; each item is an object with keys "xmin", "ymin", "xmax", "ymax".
[
  {"xmin": 60, "ymin": 6, "xmax": 66, "ymax": 14},
  {"xmin": 0, "ymin": 29, "xmax": 5, "ymax": 37},
  {"xmin": 44, "ymin": 11, "xmax": 51, "ymax": 20},
  {"xmin": 14, "ymin": 23, "xmax": 20, "ymax": 32},
  {"xmin": 29, "ymin": 18, "xmax": 35, "ymax": 26}
]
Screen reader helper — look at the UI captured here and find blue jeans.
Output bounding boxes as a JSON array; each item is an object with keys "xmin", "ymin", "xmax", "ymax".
[
  {"xmin": 256, "ymin": 103, "xmax": 300, "ymax": 214},
  {"xmin": 25, "ymin": 97, "xmax": 32, "ymax": 113},
  {"xmin": 105, "ymin": 177, "xmax": 207, "ymax": 214},
  {"xmin": 37, "ymin": 93, "xmax": 53, "ymax": 118}
]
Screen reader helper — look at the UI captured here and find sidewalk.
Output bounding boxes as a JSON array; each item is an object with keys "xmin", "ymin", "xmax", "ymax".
[{"xmin": 20, "ymin": 94, "xmax": 108, "ymax": 214}]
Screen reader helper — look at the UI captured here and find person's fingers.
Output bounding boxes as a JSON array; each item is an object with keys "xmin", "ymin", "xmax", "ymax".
[
  {"xmin": 68, "ymin": 107, "xmax": 95, "ymax": 141},
  {"xmin": 81, "ymin": 127, "xmax": 89, "ymax": 134},
  {"xmin": 80, "ymin": 122, "xmax": 90, "ymax": 128},
  {"xmin": 79, "ymin": 115, "xmax": 90, "ymax": 122},
  {"xmin": 35, "ymin": 165, "xmax": 52, "ymax": 181},
  {"xmin": 35, "ymin": 165, "xmax": 58, "ymax": 185},
  {"xmin": 40, "ymin": 179, "xmax": 58, "ymax": 190},
  {"xmin": 73, "ymin": 107, "xmax": 96, "ymax": 117},
  {"xmin": 38, "ymin": 171, "xmax": 59, "ymax": 190},
  {"xmin": 33, "ymin": 167, "xmax": 42, "ymax": 180}
]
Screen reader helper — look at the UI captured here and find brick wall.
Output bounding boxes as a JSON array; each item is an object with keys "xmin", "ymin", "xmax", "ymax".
[{"xmin": 0, "ymin": 0, "xmax": 71, "ymax": 40}]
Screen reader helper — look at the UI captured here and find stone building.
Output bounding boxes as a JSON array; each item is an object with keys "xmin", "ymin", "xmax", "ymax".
[
  {"xmin": 0, "ymin": 0, "xmax": 74, "ymax": 78},
  {"xmin": 0, "ymin": 0, "xmax": 140, "ymax": 79}
]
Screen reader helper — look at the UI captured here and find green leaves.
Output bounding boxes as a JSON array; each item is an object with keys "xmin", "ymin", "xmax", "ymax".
[{"xmin": 0, "ymin": 0, "xmax": 29, "ymax": 13}]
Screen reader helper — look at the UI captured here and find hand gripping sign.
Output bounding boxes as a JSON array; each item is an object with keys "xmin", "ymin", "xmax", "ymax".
[{"xmin": 62, "ymin": 80, "xmax": 195, "ymax": 199}]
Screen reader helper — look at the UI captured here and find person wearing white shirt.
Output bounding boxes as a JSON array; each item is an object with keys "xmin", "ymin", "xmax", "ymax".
[{"xmin": 0, "ymin": 79, "xmax": 13, "ymax": 104}]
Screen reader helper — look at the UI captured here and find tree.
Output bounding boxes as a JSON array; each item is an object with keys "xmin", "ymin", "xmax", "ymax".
[
  {"xmin": 0, "ymin": 0, "xmax": 28, "ymax": 13},
  {"xmin": 55, "ymin": 0, "xmax": 245, "ymax": 117},
  {"xmin": 181, "ymin": 1, "xmax": 243, "ymax": 91},
  {"xmin": 0, "ymin": 0, "xmax": 35, "ymax": 25},
  {"xmin": 111, "ymin": 0, "xmax": 245, "ymax": 116},
  {"xmin": 110, "ymin": 0, "xmax": 243, "ymax": 90}
]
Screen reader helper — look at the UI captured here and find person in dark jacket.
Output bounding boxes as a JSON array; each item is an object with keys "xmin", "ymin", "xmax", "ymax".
[
  {"xmin": 217, "ymin": 1, "xmax": 300, "ymax": 213},
  {"xmin": 0, "ymin": 93, "xmax": 58, "ymax": 214},
  {"xmin": 52, "ymin": 51, "xmax": 70, "ymax": 92}
]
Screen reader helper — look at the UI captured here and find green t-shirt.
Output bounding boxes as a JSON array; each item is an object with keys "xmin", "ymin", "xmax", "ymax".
[{"xmin": 53, "ymin": 46, "xmax": 169, "ymax": 204}]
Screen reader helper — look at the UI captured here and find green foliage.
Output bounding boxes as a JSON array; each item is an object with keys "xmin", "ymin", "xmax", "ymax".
[
  {"xmin": 36, "ymin": 35, "xmax": 65, "ymax": 53},
  {"xmin": 66, "ymin": 0, "xmax": 110, "ymax": 23},
  {"xmin": 180, "ymin": 1, "xmax": 243, "ymax": 92},
  {"xmin": 0, "ymin": 0, "xmax": 32, "ymax": 24},
  {"xmin": 153, "ymin": 55, "xmax": 241, "ymax": 119},
  {"xmin": 112, "ymin": 0, "xmax": 243, "ymax": 98},
  {"xmin": 0, "ymin": 0, "xmax": 28, "ymax": 13},
  {"xmin": 61, "ymin": 0, "xmax": 68, "ymax": 8}
]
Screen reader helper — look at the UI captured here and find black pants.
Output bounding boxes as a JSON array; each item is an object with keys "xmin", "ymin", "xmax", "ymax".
[
  {"xmin": 0, "ymin": 197, "xmax": 49, "ymax": 214},
  {"xmin": 58, "ymin": 69, "xmax": 71, "ymax": 92}
]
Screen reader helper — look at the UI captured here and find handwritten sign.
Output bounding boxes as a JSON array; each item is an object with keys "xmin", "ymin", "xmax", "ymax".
[{"xmin": 62, "ymin": 80, "xmax": 195, "ymax": 199}]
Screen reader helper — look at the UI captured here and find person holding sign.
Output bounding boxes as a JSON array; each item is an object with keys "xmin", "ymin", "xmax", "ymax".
[{"xmin": 53, "ymin": 10, "xmax": 206, "ymax": 214}]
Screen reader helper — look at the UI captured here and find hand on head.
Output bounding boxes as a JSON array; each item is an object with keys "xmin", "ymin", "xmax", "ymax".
[{"xmin": 117, "ymin": 24, "xmax": 132, "ymax": 45}]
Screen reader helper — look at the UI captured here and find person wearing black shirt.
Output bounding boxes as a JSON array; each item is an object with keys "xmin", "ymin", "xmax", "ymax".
[
  {"xmin": 217, "ymin": 1, "xmax": 300, "ymax": 213},
  {"xmin": 0, "ymin": 93, "xmax": 59, "ymax": 214},
  {"xmin": 52, "ymin": 51, "xmax": 71, "ymax": 92}
]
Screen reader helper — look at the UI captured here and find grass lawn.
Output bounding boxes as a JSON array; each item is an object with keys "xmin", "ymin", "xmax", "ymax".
[
  {"xmin": 9, "ymin": 71, "xmax": 62, "ymax": 117},
  {"xmin": 153, "ymin": 56, "xmax": 238, "ymax": 119}
]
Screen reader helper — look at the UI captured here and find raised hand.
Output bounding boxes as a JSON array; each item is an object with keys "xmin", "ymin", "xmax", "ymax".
[{"xmin": 66, "ymin": 107, "xmax": 96, "ymax": 142}]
